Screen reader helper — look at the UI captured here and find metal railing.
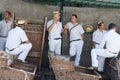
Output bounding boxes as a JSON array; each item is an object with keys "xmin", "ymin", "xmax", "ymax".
[
  {"xmin": 23, "ymin": 0, "xmax": 120, "ymax": 8},
  {"xmin": 0, "ymin": 13, "xmax": 2, "ymax": 21}
]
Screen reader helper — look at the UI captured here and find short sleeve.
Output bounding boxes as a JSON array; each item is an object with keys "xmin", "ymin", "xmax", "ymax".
[
  {"xmin": 99, "ymin": 35, "xmax": 106, "ymax": 48},
  {"xmin": 92, "ymin": 31, "xmax": 96, "ymax": 41},
  {"xmin": 47, "ymin": 20, "xmax": 52, "ymax": 29},
  {"xmin": 20, "ymin": 30, "xmax": 28, "ymax": 42},
  {"xmin": 0, "ymin": 21, "xmax": 2, "ymax": 30},
  {"xmin": 79, "ymin": 25, "xmax": 84, "ymax": 34}
]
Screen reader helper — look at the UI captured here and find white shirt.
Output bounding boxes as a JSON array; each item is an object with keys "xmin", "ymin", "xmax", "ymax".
[
  {"xmin": 0, "ymin": 19, "xmax": 12, "ymax": 36},
  {"xmin": 47, "ymin": 19, "xmax": 62, "ymax": 40},
  {"xmin": 100, "ymin": 30, "xmax": 120, "ymax": 53},
  {"xmin": 92, "ymin": 29, "xmax": 107, "ymax": 44},
  {"xmin": 6, "ymin": 27, "xmax": 28, "ymax": 50},
  {"xmin": 66, "ymin": 22, "xmax": 84, "ymax": 41}
]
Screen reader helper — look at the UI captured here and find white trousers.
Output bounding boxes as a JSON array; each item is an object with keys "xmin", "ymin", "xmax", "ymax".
[
  {"xmin": 6, "ymin": 43, "xmax": 32, "ymax": 61},
  {"xmin": 49, "ymin": 39, "xmax": 61, "ymax": 55},
  {"xmin": 91, "ymin": 49, "xmax": 118, "ymax": 68},
  {"xmin": 70, "ymin": 40, "xmax": 84, "ymax": 66},
  {"xmin": 95, "ymin": 45, "xmax": 105, "ymax": 71},
  {"xmin": 0, "ymin": 37, "xmax": 6, "ymax": 50}
]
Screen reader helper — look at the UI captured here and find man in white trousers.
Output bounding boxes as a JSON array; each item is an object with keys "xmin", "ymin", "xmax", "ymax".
[
  {"xmin": 91, "ymin": 23, "xmax": 120, "ymax": 72},
  {"xmin": 92, "ymin": 21, "xmax": 107, "ymax": 72},
  {"xmin": 64, "ymin": 14, "xmax": 84, "ymax": 66},
  {"xmin": 47, "ymin": 11, "xmax": 63, "ymax": 56},
  {"xmin": 6, "ymin": 19, "xmax": 32, "ymax": 63},
  {"xmin": 0, "ymin": 11, "xmax": 13, "ymax": 50}
]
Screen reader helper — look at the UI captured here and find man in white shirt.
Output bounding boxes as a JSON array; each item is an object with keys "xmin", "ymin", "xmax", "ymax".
[
  {"xmin": 92, "ymin": 21, "xmax": 107, "ymax": 72},
  {"xmin": 0, "ymin": 11, "xmax": 13, "ymax": 50},
  {"xmin": 64, "ymin": 14, "xmax": 84, "ymax": 66},
  {"xmin": 6, "ymin": 19, "xmax": 32, "ymax": 63},
  {"xmin": 91, "ymin": 23, "xmax": 120, "ymax": 72},
  {"xmin": 47, "ymin": 11, "xmax": 62, "ymax": 56}
]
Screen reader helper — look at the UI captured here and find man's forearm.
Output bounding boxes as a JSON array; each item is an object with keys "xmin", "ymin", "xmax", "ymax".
[
  {"xmin": 81, "ymin": 34, "xmax": 84, "ymax": 41},
  {"xmin": 22, "ymin": 40, "xmax": 30, "ymax": 44},
  {"xmin": 92, "ymin": 41, "xmax": 96, "ymax": 48},
  {"xmin": 47, "ymin": 23, "xmax": 55, "ymax": 32}
]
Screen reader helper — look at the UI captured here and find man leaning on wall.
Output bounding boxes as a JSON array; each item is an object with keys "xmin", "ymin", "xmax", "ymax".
[
  {"xmin": 0, "ymin": 11, "xmax": 13, "ymax": 50},
  {"xmin": 64, "ymin": 14, "xmax": 84, "ymax": 66}
]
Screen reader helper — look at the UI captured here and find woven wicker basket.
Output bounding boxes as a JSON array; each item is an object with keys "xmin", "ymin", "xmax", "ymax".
[
  {"xmin": 0, "ymin": 58, "xmax": 7, "ymax": 68},
  {"xmin": 105, "ymin": 58, "xmax": 120, "ymax": 80},
  {"xmin": 49, "ymin": 56, "xmax": 101, "ymax": 80},
  {"xmin": 49, "ymin": 56, "xmax": 74, "ymax": 72},
  {"xmin": 0, "ymin": 50, "xmax": 9, "ymax": 68},
  {"xmin": 55, "ymin": 71, "xmax": 100, "ymax": 80},
  {"xmin": 0, "ymin": 67, "xmax": 35, "ymax": 80}
]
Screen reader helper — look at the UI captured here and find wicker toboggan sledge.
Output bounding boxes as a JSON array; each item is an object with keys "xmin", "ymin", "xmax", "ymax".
[{"xmin": 49, "ymin": 55, "xmax": 101, "ymax": 80}]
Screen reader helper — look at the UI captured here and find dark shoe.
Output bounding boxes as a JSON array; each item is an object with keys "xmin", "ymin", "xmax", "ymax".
[
  {"xmin": 97, "ymin": 71, "xmax": 105, "ymax": 74},
  {"xmin": 70, "ymin": 56, "xmax": 75, "ymax": 61},
  {"xmin": 15, "ymin": 59, "xmax": 28, "ymax": 63},
  {"xmin": 93, "ymin": 70, "xmax": 102, "ymax": 79}
]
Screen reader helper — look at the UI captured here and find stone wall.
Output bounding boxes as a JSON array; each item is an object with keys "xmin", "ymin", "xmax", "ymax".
[
  {"xmin": 1, "ymin": 0, "xmax": 120, "ymax": 29},
  {"xmin": 1, "ymin": 0, "xmax": 120, "ymax": 67}
]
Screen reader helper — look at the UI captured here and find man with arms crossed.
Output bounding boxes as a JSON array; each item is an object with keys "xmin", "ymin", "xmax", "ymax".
[
  {"xmin": 0, "ymin": 11, "xmax": 13, "ymax": 50},
  {"xmin": 92, "ymin": 21, "xmax": 107, "ymax": 72}
]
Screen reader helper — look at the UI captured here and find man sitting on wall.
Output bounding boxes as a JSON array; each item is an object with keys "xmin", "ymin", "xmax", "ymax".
[
  {"xmin": 91, "ymin": 23, "xmax": 120, "ymax": 72},
  {"xmin": 5, "ymin": 19, "xmax": 32, "ymax": 63}
]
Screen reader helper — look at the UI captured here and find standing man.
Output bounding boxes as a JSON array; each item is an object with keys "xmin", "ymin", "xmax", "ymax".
[
  {"xmin": 64, "ymin": 14, "xmax": 84, "ymax": 66},
  {"xmin": 0, "ymin": 11, "xmax": 13, "ymax": 50},
  {"xmin": 92, "ymin": 21, "xmax": 107, "ymax": 72},
  {"xmin": 6, "ymin": 19, "xmax": 32, "ymax": 63},
  {"xmin": 91, "ymin": 23, "xmax": 120, "ymax": 72},
  {"xmin": 47, "ymin": 11, "xmax": 63, "ymax": 56}
]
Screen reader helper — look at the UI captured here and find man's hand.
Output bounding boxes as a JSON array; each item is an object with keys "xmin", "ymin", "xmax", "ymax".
[
  {"xmin": 62, "ymin": 25, "xmax": 68, "ymax": 34},
  {"xmin": 53, "ymin": 19, "xmax": 57, "ymax": 24},
  {"xmin": 47, "ymin": 19, "xmax": 58, "ymax": 32}
]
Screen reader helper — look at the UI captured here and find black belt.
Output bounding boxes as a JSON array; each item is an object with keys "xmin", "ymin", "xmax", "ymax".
[
  {"xmin": 70, "ymin": 39, "xmax": 81, "ymax": 43},
  {"xmin": 6, "ymin": 47, "xmax": 15, "ymax": 51},
  {"xmin": 96, "ymin": 43, "xmax": 100, "ymax": 45},
  {"xmin": 0, "ymin": 36, "xmax": 7, "ymax": 38},
  {"xmin": 54, "ymin": 38, "xmax": 61, "ymax": 40},
  {"xmin": 108, "ymin": 51, "xmax": 117, "ymax": 54}
]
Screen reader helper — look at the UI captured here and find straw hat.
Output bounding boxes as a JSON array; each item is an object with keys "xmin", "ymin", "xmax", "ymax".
[
  {"xmin": 98, "ymin": 21, "xmax": 104, "ymax": 25},
  {"xmin": 52, "ymin": 11, "xmax": 60, "ymax": 14},
  {"xmin": 17, "ymin": 19, "xmax": 27, "ymax": 25}
]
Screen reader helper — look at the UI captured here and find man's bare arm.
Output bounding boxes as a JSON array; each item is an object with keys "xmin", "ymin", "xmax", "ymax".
[
  {"xmin": 92, "ymin": 41, "xmax": 96, "ymax": 48},
  {"xmin": 62, "ymin": 25, "xmax": 68, "ymax": 35},
  {"xmin": 47, "ymin": 23, "xmax": 55, "ymax": 32},
  {"xmin": 23, "ymin": 40, "xmax": 30, "ymax": 44},
  {"xmin": 81, "ymin": 34, "xmax": 84, "ymax": 41},
  {"xmin": 47, "ymin": 19, "xmax": 58, "ymax": 32}
]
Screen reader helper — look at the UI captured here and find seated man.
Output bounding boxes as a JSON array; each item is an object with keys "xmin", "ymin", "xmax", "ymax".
[
  {"xmin": 5, "ymin": 19, "xmax": 32, "ymax": 63},
  {"xmin": 91, "ymin": 23, "xmax": 120, "ymax": 73}
]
